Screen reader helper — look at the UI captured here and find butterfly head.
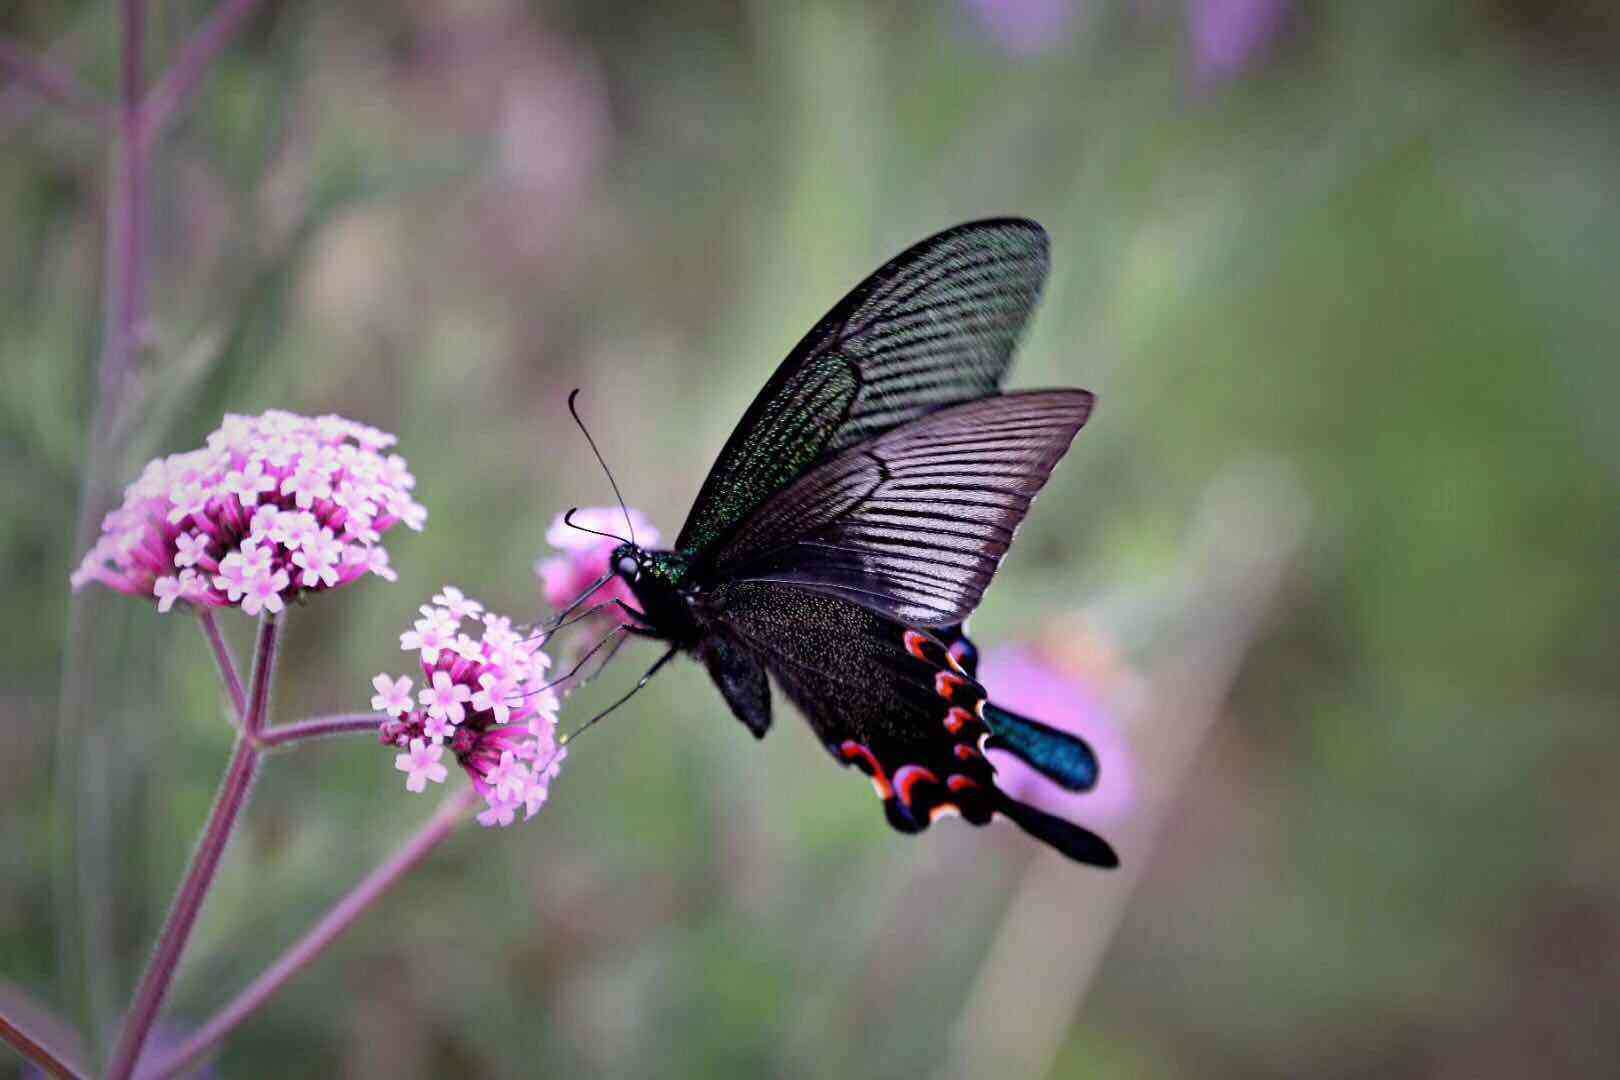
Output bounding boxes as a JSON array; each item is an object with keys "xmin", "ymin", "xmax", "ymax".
[{"xmin": 610, "ymin": 543, "xmax": 645, "ymax": 584}]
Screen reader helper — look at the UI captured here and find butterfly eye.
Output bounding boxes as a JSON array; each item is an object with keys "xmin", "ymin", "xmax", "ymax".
[{"xmin": 617, "ymin": 555, "xmax": 640, "ymax": 579}]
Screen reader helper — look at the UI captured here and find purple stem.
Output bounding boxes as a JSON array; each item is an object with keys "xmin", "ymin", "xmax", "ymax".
[
  {"xmin": 104, "ymin": 615, "xmax": 280, "ymax": 1080},
  {"xmin": 257, "ymin": 713, "xmax": 383, "ymax": 748},
  {"xmin": 0, "ymin": 35, "xmax": 107, "ymax": 122},
  {"xmin": 196, "ymin": 610, "xmax": 247, "ymax": 721},
  {"xmin": 148, "ymin": 787, "xmax": 480, "ymax": 1078},
  {"xmin": 97, "ymin": 0, "xmax": 148, "ymax": 455},
  {"xmin": 142, "ymin": 0, "xmax": 272, "ymax": 143},
  {"xmin": 0, "ymin": 1011, "xmax": 85, "ymax": 1079}
]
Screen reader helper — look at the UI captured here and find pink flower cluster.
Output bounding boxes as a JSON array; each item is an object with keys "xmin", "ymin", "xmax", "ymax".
[
  {"xmin": 376, "ymin": 587, "xmax": 564, "ymax": 827},
  {"xmin": 535, "ymin": 506, "xmax": 660, "ymax": 615},
  {"xmin": 71, "ymin": 410, "xmax": 425, "ymax": 615}
]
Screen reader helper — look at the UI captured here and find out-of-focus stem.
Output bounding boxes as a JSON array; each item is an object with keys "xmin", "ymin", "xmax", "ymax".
[
  {"xmin": 100, "ymin": 0, "xmax": 149, "ymax": 447},
  {"xmin": 0, "ymin": 35, "xmax": 107, "ymax": 122},
  {"xmin": 142, "ymin": 0, "xmax": 272, "ymax": 143},
  {"xmin": 0, "ymin": 1009, "xmax": 85, "ymax": 1079},
  {"xmin": 196, "ymin": 610, "xmax": 247, "ymax": 721},
  {"xmin": 148, "ymin": 787, "xmax": 480, "ymax": 1078},
  {"xmin": 256, "ymin": 712, "xmax": 382, "ymax": 749},
  {"xmin": 103, "ymin": 615, "xmax": 281, "ymax": 1080}
]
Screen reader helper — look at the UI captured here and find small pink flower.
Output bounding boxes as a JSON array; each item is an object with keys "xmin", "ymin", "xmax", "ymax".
[
  {"xmin": 240, "ymin": 568, "xmax": 290, "ymax": 616},
  {"xmin": 432, "ymin": 586, "xmax": 484, "ymax": 621},
  {"xmin": 222, "ymin": 457, "xmax": 277, "ymax": 506},
  {"xmin": 153, "ymin": 575, "xmax": 187, "ymax": 613},
  {"xmin": 70, "ymin": 409, "xmax": 425, "ymax": 616},
  {"xmin": 472, "ymin": 671, "xmax": 517, "ymax": 724},
  {"xmin": 395, "ymin": 738, "xmax": 448, "ymax": 792},
  {"xmin": 476, "ymin": 799, "xmax": 518, "ymax": 828},
  {"xmin": 419, "ymin": 670, "xmax": 472, "ymax": 726},
  {"xmin": 370, "ymin": 674, "xmax": 413, "ymax": 716},
  {"xmin": 485, "ymin": 751, "xmax": 530, "ymax": 804},
  {"xmin": 290, "ymin": 528, "xmax": 344, "ymax": 588},
  {"xmin": 370, "ymin": 588, "xmax": 565, "ymax": 826},
  {"xmin": 280, "ymin": 462, "xmax": 332, "ymax": 509},
  {"xmin": 359, "ymin": 545, "xmax": 397, "ymax": 581},
  {"xmin": 173, "ymin": 532, "xmax": 211, "ymax": 569},
  {"xmin": 400, "ymin": 615, "xmax": 455, "ymax": 662}
]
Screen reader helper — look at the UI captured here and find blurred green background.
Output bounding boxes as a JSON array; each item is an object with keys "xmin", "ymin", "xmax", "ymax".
[{"xmin": 4, "ymin": 0, "xmax": 1619, "ymax": 1076}]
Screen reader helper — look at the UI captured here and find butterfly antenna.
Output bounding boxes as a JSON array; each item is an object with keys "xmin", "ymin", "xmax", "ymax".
[
  {"xmin": 567, "ymin": 388, "xmax": 637, "ymax": 547},
  {"xmin": 561, "ymin": 507, "xmax": 629, "ymax": 546}
]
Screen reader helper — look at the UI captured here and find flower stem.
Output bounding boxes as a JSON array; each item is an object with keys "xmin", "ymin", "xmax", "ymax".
[
  {"xmin": 256, "ymin": 713, "xmax": 382, "ymax": 749},
  {"xmin": 0, "ymin": 35, "xmax": 108, "ymax": 122},
  {"xmin": 99, "ymin": 0, "xmax": 149, "ymax": 451},
  {"xmin": 142, "ymin": 0, "xmax": 270, "ymax": 144},
  {"xmin": 196, "ymin": 610, "xmax": 247, "ymax": 721},
  {"xmin": 103, "ymin": 615, "xmax": 281, "ymax": 1080},
  {"xmin": 148, "ymin": 787, "xmax": 480, "ymax": 1078},
  {"xmin": 0, "ymin": 1010, "xmax": 85, "ymax": 1079}
]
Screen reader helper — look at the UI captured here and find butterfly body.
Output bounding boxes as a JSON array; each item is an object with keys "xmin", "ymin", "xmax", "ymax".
[{"xmin": 597, "ymin": 219, "xmax": 1118, "ymax": 867}]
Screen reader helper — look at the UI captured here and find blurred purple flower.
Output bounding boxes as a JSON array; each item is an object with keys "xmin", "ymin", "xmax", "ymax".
[
  {"xmin": 534, "ymin": 506, "xmax": 660, "ymax": 616},
  {"xmin": 375, "ymin": 587, "xmax": 563, "ymax": 827},
  {"xmin": 979, "ymin": 643, "xmax": 1134, "ymax": 828},
  {"xmin": 1189, "ymin": 0, "xmax": 1288, "ymax": 82},
  {"xmin": 70, "ymin": 410, "xmax": 423, "ymax": 615},
  {"xmin": 962, "ymin": 0, "xmax": 1077, "ymax": 55}
]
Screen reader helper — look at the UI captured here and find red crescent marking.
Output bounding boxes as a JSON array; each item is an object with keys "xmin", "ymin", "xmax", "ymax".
[
  {"xmin": 947, "ymin": 774, "xmax": 981, "ymax": 793},
  {"xmin": 902, "ymin": 629, "xmax": 933, "ymax": 662},
  {"xmin": 839, "ymin": 741, "xmax": 892, "ymax": 800},
  {"xmin": 953, "ymin": 744, "xmax": 980, "ymax": 762},
  {"xmin": 943, "ymin": 706, "xmax": 975, "ymax": 734},
  {"xmin": 892, "ymin": 764, "xmax": 940, "ymax": 808}
]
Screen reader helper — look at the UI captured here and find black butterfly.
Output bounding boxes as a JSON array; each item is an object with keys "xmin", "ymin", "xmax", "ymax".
[{"xmin": 568, "ymin": 218, "xmax": 1116, "ymax": 867}]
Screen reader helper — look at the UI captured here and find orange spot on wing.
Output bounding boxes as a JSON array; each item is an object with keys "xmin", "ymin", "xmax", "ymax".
[
  {"xmin": 902, "ymin": 629, "xmax": 934, "ymax": 662},
  {"xmin": 892, "ymin": 764, "xmax": 940, "ymax": 808},
  {"xmin": 839, "ymin": 741, "xmax": 892, "ymax": 800}
]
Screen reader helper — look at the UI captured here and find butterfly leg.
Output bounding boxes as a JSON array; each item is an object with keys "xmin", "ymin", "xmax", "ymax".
[{"xmin": 558, "ymin": 645, "xmax": 679, "ymax": 749}]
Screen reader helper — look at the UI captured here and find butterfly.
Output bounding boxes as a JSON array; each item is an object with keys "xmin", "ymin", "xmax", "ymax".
[{"xmin": 566, "ymin": 218, "xmax": 1117, "ymax": 867}]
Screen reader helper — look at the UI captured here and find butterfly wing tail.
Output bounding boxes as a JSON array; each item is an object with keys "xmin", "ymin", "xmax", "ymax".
[
  {"xmin": 982, "ymin": 702, "xmax": 1099, "ymax": 792},
  {"xmin": 993, "ymin": 790, "xmax": 1120, "ymax": 867}
]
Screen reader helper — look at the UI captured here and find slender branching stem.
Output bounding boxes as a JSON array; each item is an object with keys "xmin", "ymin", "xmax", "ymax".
[
  {"xmin": 104, "ymin": 615, "xmax": 281, "ymax": 1080},
  {"xmin": 256, "ymin": 713, "xmax": 382, "ymax": 749},
  {"xmin": 143, "ymin": 0, "xmax": 271, "ymax": 143},
  {"xmin": 196, "ymin": 610, "xmax": 247, "ymax": 721},
  {"xmin": 0, "ymin": 1010, "xmax": 85, "ymax": 1079},
  {"xmin": 148, "ymin": 787, "xmax": 480, "ymax": 1078},
  {"xmin": 0, "ymin": 36, "xmax": 107, "ymax": 122}
]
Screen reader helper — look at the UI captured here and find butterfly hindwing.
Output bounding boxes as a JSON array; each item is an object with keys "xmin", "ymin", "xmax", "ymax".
[
  {"xmin": 705, "ymin": 390, "xmax": 1094, "ymax": 627},
  {"xmin": 698, "ymin": 635, "xmax": 772, "ymax": 739},
  {"xmin": 700, "ymin": 580, "xmax": 1117, "ymax": 866},
  {"xmin": 676, "ymin": 219, "xmax": 1050, "ymax": 559}
]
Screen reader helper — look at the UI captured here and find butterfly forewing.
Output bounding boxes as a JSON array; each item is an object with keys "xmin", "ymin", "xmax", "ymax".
[
  {"xmin": 705, "ymin": 390, "xmax": 1094, "ymax": 626},
  {"xmin": 676, "ymin": 219, "xmax": 1050, "ymax": 558}
]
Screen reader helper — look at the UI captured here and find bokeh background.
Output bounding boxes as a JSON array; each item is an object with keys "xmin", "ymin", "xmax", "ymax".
[{"xmin": 4, "ymin": 0, "xmax": 1619, "ymax": 1076}]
